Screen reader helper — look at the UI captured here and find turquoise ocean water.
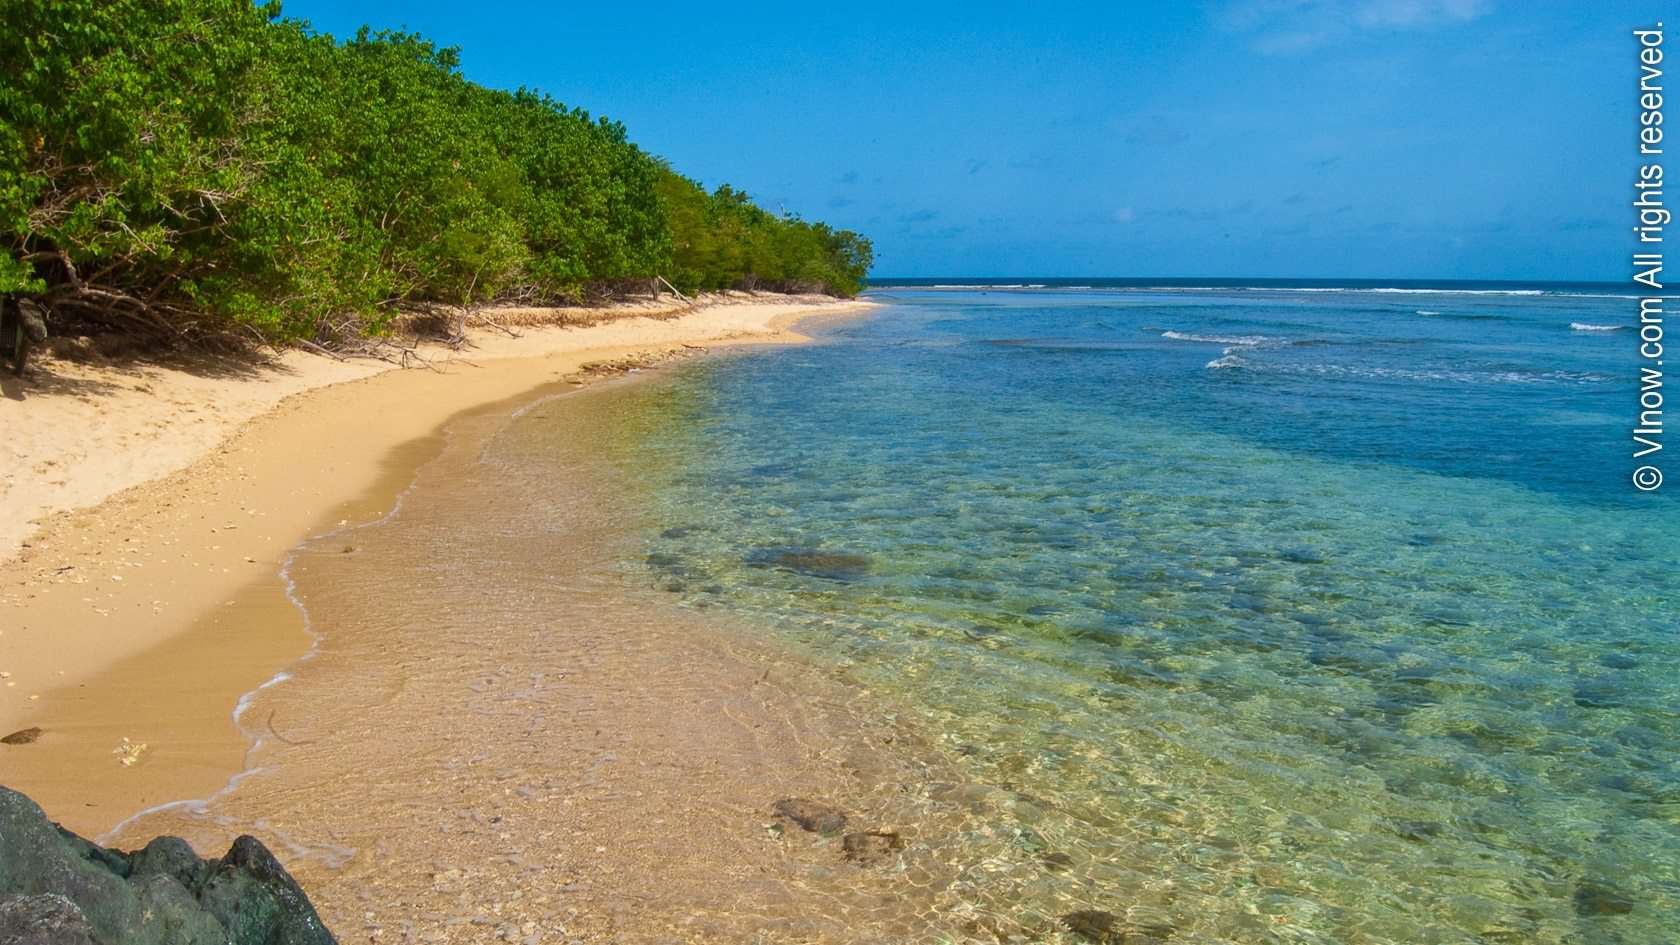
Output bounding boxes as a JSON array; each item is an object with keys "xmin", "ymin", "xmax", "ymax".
[{"xmin": 610, "ymin": 283, "xmax": 1677, "ymax": 943}]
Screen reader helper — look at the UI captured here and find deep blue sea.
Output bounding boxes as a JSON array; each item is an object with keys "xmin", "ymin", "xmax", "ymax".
[{"xmin": 616, "ymin": 283, "xmax": 1677, "ymax": 944}]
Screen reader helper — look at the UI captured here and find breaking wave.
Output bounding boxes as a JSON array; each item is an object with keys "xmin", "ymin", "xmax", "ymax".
[{"xmin": 1163, "ymin": 330, "xmax": 1278, "ymax": 347}]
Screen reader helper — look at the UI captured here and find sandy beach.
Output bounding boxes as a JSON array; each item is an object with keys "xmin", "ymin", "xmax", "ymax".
[
  {"xmin": 0, "ymin": 294, "xmax": 876, "ymax": 839},
  {"xmin": 0, "ymin": 292, "xmax": 1032, "ymax": 943}
]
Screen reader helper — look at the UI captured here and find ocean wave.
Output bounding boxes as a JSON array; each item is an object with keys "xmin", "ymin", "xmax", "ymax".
[
  {"xmin": 917, "ymin": 283, "xmax": 1048, "ymax": 290},
  {"xmin": 1369, "ymin": 288, "xmax": 1544, "ymax": 296},
  {"xmin": 1204, "ymin": 357, "xmax": 1607, "ymax": 385},
  {"xmin": 1176, "ymin": 286, "xmax": 1552, "ymax": 296},
  {"xmin": 1570, "ymin": 322, "xmax": 1624, "ymax": 332},
  {"xmin": 1150, "ymin": 286, "xmax": 1639, "ymax": 298},
  {"xmin": 1163, "ymin": 330, "xmax": 1278, "ymax": 347},
  {"xmin": 1416, "ymin": 310, "xmax": 1441, "ymax": 316}
]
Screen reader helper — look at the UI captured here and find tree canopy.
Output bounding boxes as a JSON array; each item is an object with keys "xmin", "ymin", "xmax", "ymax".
[{"xmin": 0, "ymin": 0, "xmax": 871, "ymax": 343}]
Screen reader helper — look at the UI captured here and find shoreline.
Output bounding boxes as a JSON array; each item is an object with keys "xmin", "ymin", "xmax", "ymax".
[{"xmin": 0, "ymin": 294, "xmax": 877, "ymax": 838}]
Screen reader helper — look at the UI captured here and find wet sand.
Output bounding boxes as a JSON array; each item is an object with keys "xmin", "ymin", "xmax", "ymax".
[{"xmin": 89, "ymin": 379, "xmax": 1012, "ymax": 943}]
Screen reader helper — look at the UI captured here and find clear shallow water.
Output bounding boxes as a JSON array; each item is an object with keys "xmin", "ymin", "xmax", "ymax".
[{"xmin": 615, "ymin": 287, "xmax": 1679, "ymax": 943}]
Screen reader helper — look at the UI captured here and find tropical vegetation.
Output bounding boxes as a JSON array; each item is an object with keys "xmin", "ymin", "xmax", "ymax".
[{"xmin": 0, "ymin": 0, "xmax": 871, "ymax": 343}]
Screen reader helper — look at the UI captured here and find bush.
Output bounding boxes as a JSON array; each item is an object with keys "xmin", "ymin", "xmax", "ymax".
[{"xmin": 0, "ymin": 0, "xmax": 872, "ymax": 344}]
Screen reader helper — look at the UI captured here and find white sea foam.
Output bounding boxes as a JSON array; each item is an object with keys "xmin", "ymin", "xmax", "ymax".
[
  {"xmin": 1203, "ymin": 357, "xmax": 1606, "ymax": 385},
  {"xmin": 1370, "ymin": 288, "xmax": 1544, "ymax": 296},
  {"xmin": 1173, "ymin": 286, "xmax": 1551, "ymax": 296},
  {"xmin": 1416, "ymin": 310, "xmax": 1441, "ymax": 316},
  {"xmin": 1162, "ymin": 330, "xmax": 1277, "ymax": 346},
  {"xmin": 920, "ymin": 283, "xmax": 1042, "ymax": 289},
  {"xmin": 1570, "ymin": 322, "xmax": 1624, "ymax": 332}
]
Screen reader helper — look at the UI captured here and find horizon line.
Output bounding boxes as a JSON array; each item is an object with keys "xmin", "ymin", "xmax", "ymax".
[{"xmin": 864, "ymin": 275, "xmax": 1630, "ymax": 287}]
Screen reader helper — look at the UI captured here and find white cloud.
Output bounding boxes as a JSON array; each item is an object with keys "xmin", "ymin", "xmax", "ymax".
[
  {"xmin": 1356, "ymin": 0, "xmax": 1491, "ymax": 28},
  {"xmin": 1221, "ymin": 0, "xmax": 1494, "ymax": 54}
]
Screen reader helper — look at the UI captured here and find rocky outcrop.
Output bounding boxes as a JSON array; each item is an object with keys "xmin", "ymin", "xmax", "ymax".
[{"xmin": 0, "ymin": 785, "xmax": 337, "ymax": 945}]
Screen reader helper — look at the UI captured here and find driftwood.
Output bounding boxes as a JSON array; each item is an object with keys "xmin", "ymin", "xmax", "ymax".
[{"xmin": 657, "ymin": 275, "xmax": 693, "ymax": 305}]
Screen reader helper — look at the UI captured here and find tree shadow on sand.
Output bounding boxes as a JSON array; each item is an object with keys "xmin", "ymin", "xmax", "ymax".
[{"xmin": 1, "ymin": 341, "xmax": 291, "ymax": 403}]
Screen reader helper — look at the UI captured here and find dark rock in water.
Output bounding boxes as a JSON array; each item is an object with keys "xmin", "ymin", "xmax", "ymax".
[
  {"xmin": 1573, "ymin": 683, "xmax": 1625, "ymax": 709},
  {"xmin": 1599, "ymin": 652, "xmax": 1639, "ymax": 670},
  {"xmin": 645, "ymin": 552, "xmax": 686, "ymax": 571},
  {"xmin": 771, "ymin": 798, "xmax": 848, "ymax": 835},
  {"xmin": 1059, "ymin": 910, "xmax": 1173, "ymax": 944},
  {"xmin": 1, "ymin": 728, "xmax": 42, "ymax": 745},
  {"xmin": 1061, "ymin": 909, "xmax": 1122, "ymax": 943},
  {"xmin": 745, "ymin": 547, "xmax": 870, "ymax": 581},
  {"xmin": 1389, "ymin": 819, "xmax": 1444, "ymax": 843},
  {"xmin": 841, "ymin": 831, "xmax": 904, "ymax": 865},
  {"xmin": 1372, "ymin": 686, "xmax": 1439, "ymax": 718},
  {"xmin": 0, "ymin": 894, "xmax": 100, "ymax": 945},
  {"xmin": 0, "ymin": 785, "xmax": 337, "ymax": 944},
  {"xmin": 200, "ymin": 836, "xmax": 337, "ymax": 944},
  {"xmin": 961, "ymin": 624, "xmax": 1013, "ymax": 648},
  {"xmin": 1039, "ymin": 851, "xmax": 1074, "ymax": 871},
  {"xmin": 1573, "ymin": 881, "xmax": 1636, "ymax": 916},
  {"xmin": 659, "ymin": 526, "xmax": 696, "ymax": 539}
]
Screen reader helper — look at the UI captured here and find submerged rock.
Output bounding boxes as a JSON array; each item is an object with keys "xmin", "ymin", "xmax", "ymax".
[
  {"xmin": 0, "ymin": 785, "xmax": 337, "ymax": 944},
  {"xmin": 840, "ymin": 831, "xmax": 904, "ymax": 866},
  {"xmin": 1, "ymin": 728, "xmax": 42, "ymax": 745},
  {"xmin": 770, "ymin": 798, "xmax": 848, "ymax": 835},
  {"xmin": 1038, "ymin": 851, "xmax": 1075, "ymax": 871},
  {"xmin": 1573, "ymin": 683, "xmax": 1625, "ymax": 709},
  {"xmin": 1573, "ymin": 881, "xmax": 1636, "ymax": 917},
  {"xmin": 1061, "ymin": 909, "xmax": 1122, "ymax": 943},
  {"xmin": 1388, "ymin": 819, "xmax": 1444, "ymax": 843},
  {"xmin": 745, "ymin": 548, "xmax": 871, "ymax": 581}
]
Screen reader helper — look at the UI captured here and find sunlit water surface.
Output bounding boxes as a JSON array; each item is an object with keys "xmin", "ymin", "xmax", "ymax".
[{"xmin": 611, "ymin": 287, "xmax": 1679, "ymax": 944}]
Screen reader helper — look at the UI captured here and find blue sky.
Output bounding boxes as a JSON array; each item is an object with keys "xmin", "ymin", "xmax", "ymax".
[{"xmin": 281, "ymin": 0, "xmax": 1663, "ymax": 280}]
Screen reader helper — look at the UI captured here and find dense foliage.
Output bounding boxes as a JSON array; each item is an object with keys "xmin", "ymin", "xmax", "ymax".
[{"xmin": 0, "ymin": 0, "xmax": 871, "ymax": 342}]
